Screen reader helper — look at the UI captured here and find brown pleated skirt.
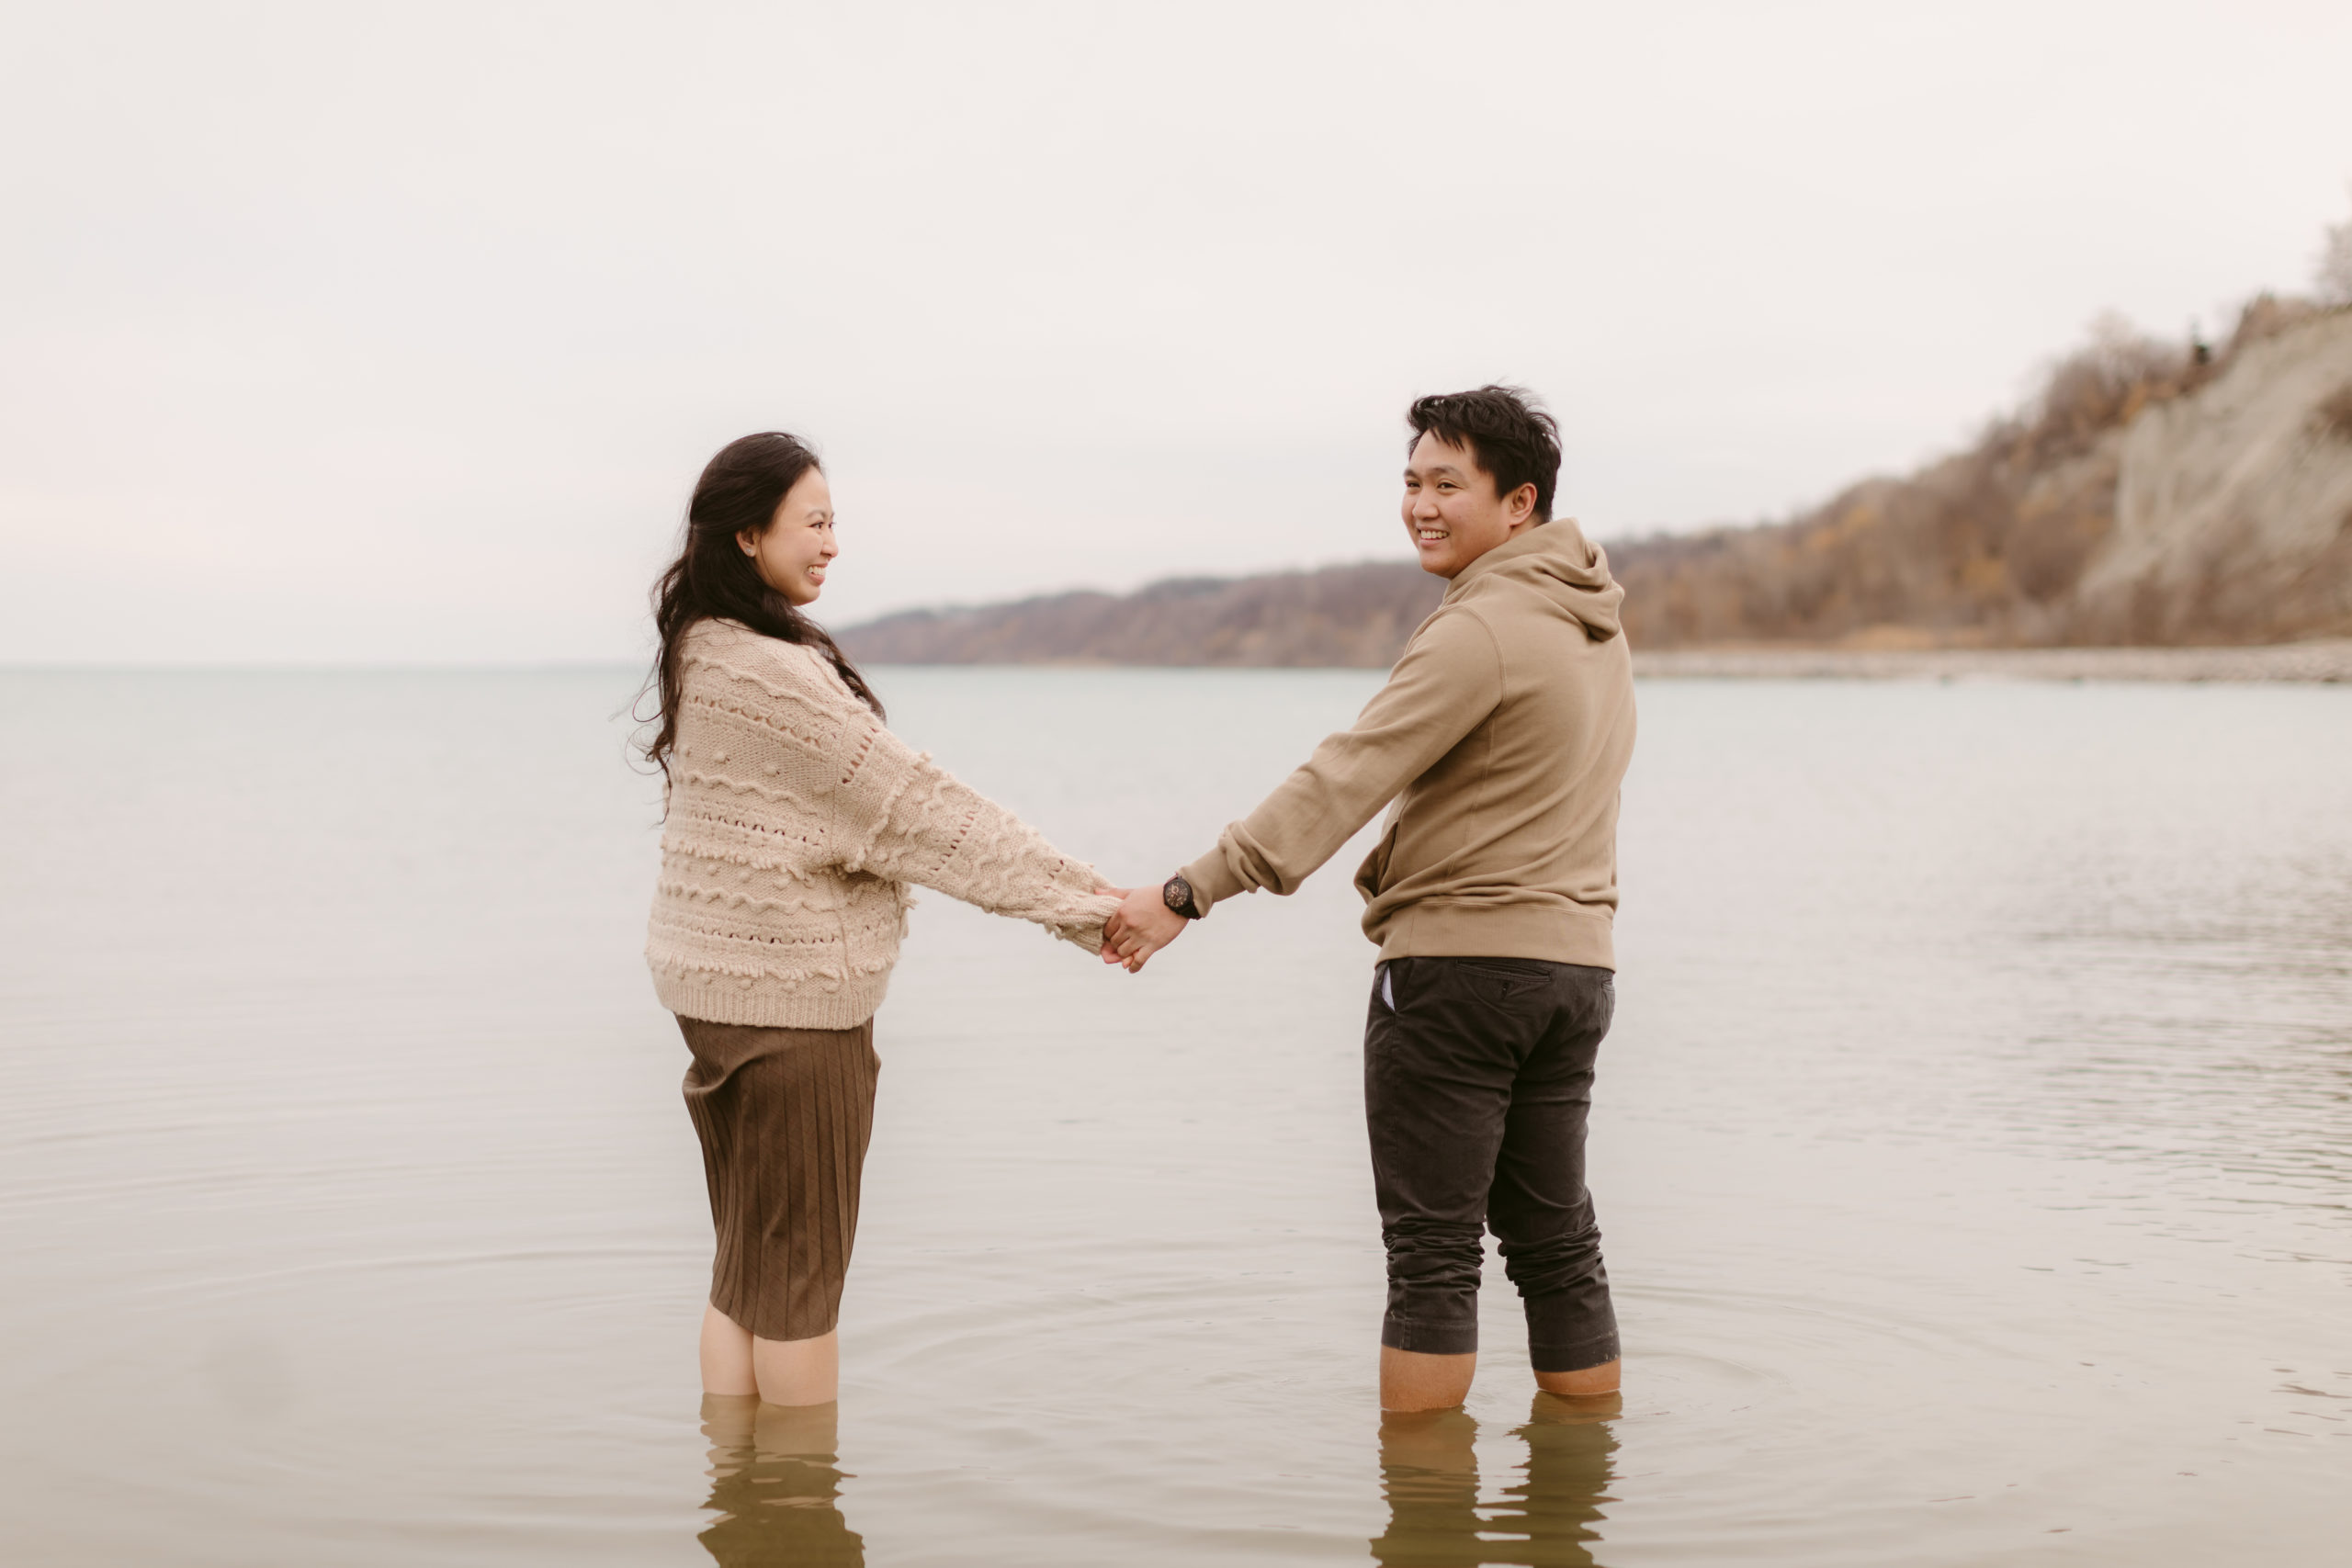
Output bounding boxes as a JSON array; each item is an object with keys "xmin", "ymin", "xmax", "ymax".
[{"xmin": 675, "ymin": 1014, "xmax": 880, "ymax": 1343}]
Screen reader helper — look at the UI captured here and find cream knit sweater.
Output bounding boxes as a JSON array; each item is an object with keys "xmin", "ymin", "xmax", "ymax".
[{"xmin": 646, "ymin": 619, "xmax": 1121, "ymax": 1029}]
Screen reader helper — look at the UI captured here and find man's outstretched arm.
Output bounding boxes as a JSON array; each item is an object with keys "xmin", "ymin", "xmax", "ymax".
[{"xmin": 1104, "ymin": 609, "xmax": 1503, "ymax": 970}]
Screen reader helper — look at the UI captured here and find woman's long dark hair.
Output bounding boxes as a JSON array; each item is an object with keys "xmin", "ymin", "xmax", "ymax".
[{"xmin": 639, "ymin": 432, "xmax": 884, "ymax": 784}]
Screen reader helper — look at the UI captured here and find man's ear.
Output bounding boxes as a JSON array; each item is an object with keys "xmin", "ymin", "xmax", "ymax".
[{"xmin": 1504, "ymin": 482, "xmax": 1540, "ymax": 529}]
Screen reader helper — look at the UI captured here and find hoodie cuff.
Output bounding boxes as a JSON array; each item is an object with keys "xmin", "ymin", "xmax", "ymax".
[{"xmin": 1180, "ymin": 846, "xmax": 1248, "ymax": 916}]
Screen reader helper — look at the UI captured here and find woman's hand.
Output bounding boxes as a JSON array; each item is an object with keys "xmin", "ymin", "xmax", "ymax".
[{"xmin": 1102, "ymin": 884, "xmax": 1189, "ymax": 973}]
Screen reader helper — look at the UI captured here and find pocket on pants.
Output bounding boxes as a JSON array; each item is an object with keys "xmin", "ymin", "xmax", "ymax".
[{"xmin": 1453, "ymin": 958, "xmax": 1554, "ymax": 998}]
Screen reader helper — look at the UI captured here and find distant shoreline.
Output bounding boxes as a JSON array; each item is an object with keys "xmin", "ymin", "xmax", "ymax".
[
  {"xmin": 7, "ymin": 645, "xmax": 2342, "ymax": 682},
  {"xmin": 1633, "ymin": 639, "xmax": 2352, "ymax": 683}
]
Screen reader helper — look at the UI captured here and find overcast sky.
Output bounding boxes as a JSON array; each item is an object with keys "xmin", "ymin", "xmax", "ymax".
[{"xmin": 4, "ymin": 0, "xmax": 2348, "ymax": 664}]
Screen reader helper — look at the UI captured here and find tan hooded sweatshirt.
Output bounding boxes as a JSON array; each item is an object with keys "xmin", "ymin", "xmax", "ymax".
[{"xmin": 1181, "ymin": 519, "xmax": 1636, "ymax": 968}]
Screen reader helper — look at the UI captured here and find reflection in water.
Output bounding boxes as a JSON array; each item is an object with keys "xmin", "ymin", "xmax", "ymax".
[
  {"xmin": 1371, "ymin": 1393, "xmax": 1618, "ymax": 1567},
  {"xmin": 696, "ymin": 1396, "xmax": 865, "ymax": 1567}
]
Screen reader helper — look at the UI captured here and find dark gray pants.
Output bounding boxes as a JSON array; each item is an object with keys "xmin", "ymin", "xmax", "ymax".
[{"xmin": 1365, "ymin": 956, "xmax": 1618, "ymax": 1372}]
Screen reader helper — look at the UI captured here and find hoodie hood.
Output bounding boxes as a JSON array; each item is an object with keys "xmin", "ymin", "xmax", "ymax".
[{"xmin": 1443, "ymin": 517, "xmax": 1625, "ymax": 641}]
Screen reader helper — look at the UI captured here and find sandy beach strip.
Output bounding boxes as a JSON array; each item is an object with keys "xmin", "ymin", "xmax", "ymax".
[{"xmin": 1633, "ymin": 639, "xmax": 2352, "ymax": 683}]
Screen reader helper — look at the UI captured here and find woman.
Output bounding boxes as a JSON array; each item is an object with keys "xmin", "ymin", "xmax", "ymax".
[{"xmin": 641, "ymin": 432, "xmax": 1122, "ymax": 1406}]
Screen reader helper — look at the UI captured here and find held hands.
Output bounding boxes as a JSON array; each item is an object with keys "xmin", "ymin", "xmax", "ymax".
[{"xmin": 1101, "ymin": 882, "xmax": 1188, "ymax": 974}]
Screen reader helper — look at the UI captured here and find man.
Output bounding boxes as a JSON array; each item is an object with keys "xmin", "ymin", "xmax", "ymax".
[{"xmin": 1103, "ymin": 385, "xmax": 1637, "ymax": 1413}]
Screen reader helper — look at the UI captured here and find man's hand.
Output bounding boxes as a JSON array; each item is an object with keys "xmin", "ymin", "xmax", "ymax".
[{"xmin": 1102, "ymin": 883, "xmax": 1188, "ymax": 973}]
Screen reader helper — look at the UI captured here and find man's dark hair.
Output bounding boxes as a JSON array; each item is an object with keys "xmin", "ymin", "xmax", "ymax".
[{"xmin": 1406, "ymin": 385, "xmax": 1562, "ymax": 522}]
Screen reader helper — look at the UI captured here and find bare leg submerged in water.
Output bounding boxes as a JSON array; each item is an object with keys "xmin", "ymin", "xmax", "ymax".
[
  {"xmin": 1380, "ymin": 1347, "xmax": 1622, "ymax": 1413},
  {"xmin": 698, "ymin": 1393, "xmax": 863, "ymax": 1565},
  {"xmin": 1371, "ymin": 1392, "xmax": 1621, "ymax": 1567},
  {"xmin": 700, "ymin": 1303, "xmax": 840, "ymax": 1406}
]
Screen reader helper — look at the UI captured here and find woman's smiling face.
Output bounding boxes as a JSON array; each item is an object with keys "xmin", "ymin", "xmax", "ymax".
[{"xmin": 739, "ymin": 467, "xmax": 838, "ymax": 605}]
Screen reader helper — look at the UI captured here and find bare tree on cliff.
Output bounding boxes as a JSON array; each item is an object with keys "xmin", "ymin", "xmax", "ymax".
[{"xmin": 2319, "ymin": 187, "xmax": 2352, "ymax": 305}]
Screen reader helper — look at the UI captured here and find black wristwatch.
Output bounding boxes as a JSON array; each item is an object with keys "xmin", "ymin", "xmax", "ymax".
[{"xmin": 1162, "ymin": 873, "xmax": 1204, "ymax": 920}]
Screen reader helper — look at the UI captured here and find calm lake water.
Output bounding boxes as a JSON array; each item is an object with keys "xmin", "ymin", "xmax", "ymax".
[{"xmin": 2, "ymin": 666, "xmax": 2347, "ymax": 1566}]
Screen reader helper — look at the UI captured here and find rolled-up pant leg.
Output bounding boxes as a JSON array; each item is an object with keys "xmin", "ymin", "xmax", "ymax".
[
  {"xmin": 1490, "ymin": 966, "xmax": 1618, "ymax": 1372},
  {"xmin": 1364, "ymin": 957, "xmax": 1544, "ymax": 1357}
]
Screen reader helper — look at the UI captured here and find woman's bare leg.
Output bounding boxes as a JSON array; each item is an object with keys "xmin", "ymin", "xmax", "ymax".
[
  {"xmin": 700, "ymin": 1390, "xmax": 760, "ymax": 1453},
  {"xmin": 752, "ymin": 1330, "xmax": 839, "ymax": 1406},
  {"xmin": 701, "ymin": 1303, "xmax": 757, "ymax": 1397},
  {"xmin": 753, "ymin": 1397, "xmax": 840, "ymax": 1457},
  {"xmin": 701, "ymin": 1303, "xmax": 840, "ymax": 1404}
]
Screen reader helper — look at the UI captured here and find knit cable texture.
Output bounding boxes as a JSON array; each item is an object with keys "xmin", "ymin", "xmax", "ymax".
[{"xmin": 647, "ymin": 620, "xmax": 1122, "ymax": 1029}]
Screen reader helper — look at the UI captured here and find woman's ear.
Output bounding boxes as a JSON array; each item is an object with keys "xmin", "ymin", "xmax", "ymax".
[{"xmin": 736, "ymin": 527, "xmax": 761, "ymax": 558}]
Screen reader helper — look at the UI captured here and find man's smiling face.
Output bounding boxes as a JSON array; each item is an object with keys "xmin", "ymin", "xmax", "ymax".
[{"xmin": 1400, "ymin": 433, "xmax": 1538, "ymax": 579}]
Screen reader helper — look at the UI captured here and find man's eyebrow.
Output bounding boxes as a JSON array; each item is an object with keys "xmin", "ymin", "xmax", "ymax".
[{"xmin": 1406, "ymin": 463, "xmax": 1467, "ymax": 479}]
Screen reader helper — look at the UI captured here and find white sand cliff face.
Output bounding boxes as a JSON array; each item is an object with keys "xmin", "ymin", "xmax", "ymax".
[{"xmin": 2076, "ymin": 308, "xmax": 2352, "ymax": 641}]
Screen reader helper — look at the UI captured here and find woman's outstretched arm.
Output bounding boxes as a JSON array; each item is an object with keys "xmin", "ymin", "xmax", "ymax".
[{"xmin": 823, "ymin": 692, "xmax": 1122, "ymax": 951}]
